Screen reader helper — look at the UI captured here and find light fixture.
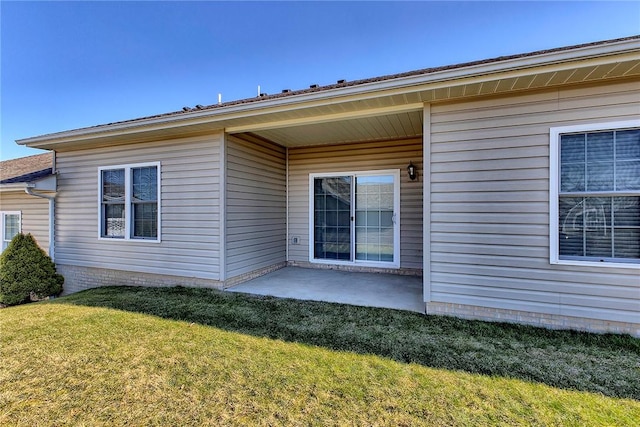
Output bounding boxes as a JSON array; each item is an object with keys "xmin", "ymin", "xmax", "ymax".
[{"xmin": 407, "ymin": 162, "xmax": 417, "ymax": 181}]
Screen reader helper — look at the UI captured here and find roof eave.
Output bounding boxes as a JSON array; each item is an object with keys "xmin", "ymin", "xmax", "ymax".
[{"xmin": 17, "ymin": 36, "xmax": 640, "ymax": 149}]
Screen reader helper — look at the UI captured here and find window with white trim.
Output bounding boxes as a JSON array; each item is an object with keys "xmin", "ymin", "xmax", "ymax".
[
  {"xmin": 550, "ymin": 121, "xmax": 639, "ymax": 266},
  {"xmin": 1, "ymin": 211, "xmax": 21, "ymax": 251},
  {"xmin": 99, "ymin": 162, "xmax": 160, "ymax": 241}
]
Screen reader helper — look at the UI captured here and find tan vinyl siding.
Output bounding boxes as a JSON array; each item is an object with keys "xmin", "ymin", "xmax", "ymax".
[
  {"xmin": 55, "ymin": 132, "xmax": 223, "ymax": 280},
  {"xmin": 225, "ymin": 134, "xmax": 286, "ymax": 278},
  {"xmin": 288, "ymin": 138, "xmax": 423, "ymax": 269},
  {"xmin": 0, "ymin": 191, "xmax": 50, "ymax": 253},
  {"xmin": 429, "ymin": 80, "xmax": 640, "ymax": 323}
]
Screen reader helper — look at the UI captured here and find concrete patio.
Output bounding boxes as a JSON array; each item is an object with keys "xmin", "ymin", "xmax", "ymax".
[{"xmin": 226, "ymin": 267, "xmax": 425, "ymax": 313}]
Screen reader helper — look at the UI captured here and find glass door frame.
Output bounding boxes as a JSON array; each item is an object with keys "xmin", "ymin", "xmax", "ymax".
[{"xmin": 308, "ymin": 169, "xmax": 400, "ymax": 268}]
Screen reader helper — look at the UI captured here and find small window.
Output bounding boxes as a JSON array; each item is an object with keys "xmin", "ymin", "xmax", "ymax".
[
  {"xmin": 550, "ymin": 121, "xmax": 639, "ymax": 266},
  {"xmin": 1, "ymin": 211, "xmax": 21, "ymax": 251},
  {"xmin": 99, "ymin": 162, "xmax": 160, "ymax": 242}
]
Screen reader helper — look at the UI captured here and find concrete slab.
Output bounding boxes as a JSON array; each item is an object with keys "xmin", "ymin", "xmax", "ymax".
[{"xmin": 226, "ymin": 267, "xmax": 424, "ymax": 313}]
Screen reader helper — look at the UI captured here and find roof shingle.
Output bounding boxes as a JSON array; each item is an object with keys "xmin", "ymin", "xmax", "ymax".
[{"xmin": 0, "ymin": 153, "xmax": 53, "ymax": 183}]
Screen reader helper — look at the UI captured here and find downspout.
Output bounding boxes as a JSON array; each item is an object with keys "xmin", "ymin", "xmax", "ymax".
[
  {"xmin": 25, "ymin": 153, "xmax": 57, "ymax": 262},
  {"xmin": 25, "ymin": 187, "xmax": 56, "ymax": 262}
]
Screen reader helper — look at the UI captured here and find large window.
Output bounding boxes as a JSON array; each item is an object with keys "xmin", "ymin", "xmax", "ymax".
[
  {"xmin": 1, "ymin": 211, "xmax": 21, "ymax": 251},
  {"xmin": 550, "ymin": 121, "xmax": 639, "ymax": 266},
  {"xmin": 99, "ymin": 162, "xmax": 160, "ymax": 241}
]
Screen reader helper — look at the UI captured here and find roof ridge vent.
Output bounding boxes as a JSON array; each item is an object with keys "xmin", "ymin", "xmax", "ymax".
[{"xmin": 282, "ymin": 89, "xmax": 291, "ymax": 93}]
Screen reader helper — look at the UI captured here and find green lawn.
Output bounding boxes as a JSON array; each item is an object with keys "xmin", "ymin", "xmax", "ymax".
[{"xmin": 1, "ymin": 286, "xmax": 638, "ymax": 426}]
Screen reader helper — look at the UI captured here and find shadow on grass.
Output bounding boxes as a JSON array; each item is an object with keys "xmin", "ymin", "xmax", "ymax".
[{"xmin": 53, "ymin": 285, "xmax": 640, "ymax": 400}]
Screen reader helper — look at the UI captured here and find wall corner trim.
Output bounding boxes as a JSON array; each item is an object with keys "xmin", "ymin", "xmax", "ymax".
[{"xmin": 423, "ymin": 103, "xmax": 431, "ymax": 303}]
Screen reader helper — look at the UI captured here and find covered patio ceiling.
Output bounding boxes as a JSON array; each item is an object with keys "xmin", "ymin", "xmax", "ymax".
[{"xmin": 243, "ymin": 109, "xmax": 424, "ymax": 147}]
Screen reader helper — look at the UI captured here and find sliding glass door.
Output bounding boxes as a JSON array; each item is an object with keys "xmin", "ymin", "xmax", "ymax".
[{"xmin": 311, "ymin": 170, "xmax": 400, "ymax": 268}]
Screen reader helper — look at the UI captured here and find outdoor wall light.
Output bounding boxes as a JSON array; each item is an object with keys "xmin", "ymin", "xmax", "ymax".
[{"xmin": 407, "ymin": 162, "xmax": 417, "ymax": 181}]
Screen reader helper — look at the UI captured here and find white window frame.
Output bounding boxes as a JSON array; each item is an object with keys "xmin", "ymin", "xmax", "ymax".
[
  {"xmin": 98, "ymin": 161, "xmax": 161, "ymax": 243},
  {"xmin": 549, "ymin": 119, "xmax": 640, "ymax": 269},
  {"xmin": 309, "ymin": 169, "xmax": 401, "ymax": 269},
  {"xmin": 1, "ymin": 211, "xmax": 21, "ymax": 251}
]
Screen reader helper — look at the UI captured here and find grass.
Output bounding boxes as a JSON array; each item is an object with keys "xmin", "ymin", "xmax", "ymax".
[{"xmin": 1, "ymin": 286, "xmax": 639, "ymax": 426}]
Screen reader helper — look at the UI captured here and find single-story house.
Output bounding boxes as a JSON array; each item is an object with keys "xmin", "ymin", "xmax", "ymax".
[
  {"xmin": 0, "ymin": 153, "xmax": 56, "ymax": 254},
  {"xmin": 15, "ymin": 36, "xmax": 640, "ymax": 336}
]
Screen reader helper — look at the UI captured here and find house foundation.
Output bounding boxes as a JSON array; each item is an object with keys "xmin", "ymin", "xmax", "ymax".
[
  {"xmin": 426, "ymin": 302, "xmax": 640, "ymax": 337},
  {"xmin": 57, "ymin": 264, "xmax": 224, "ymax": 295}
]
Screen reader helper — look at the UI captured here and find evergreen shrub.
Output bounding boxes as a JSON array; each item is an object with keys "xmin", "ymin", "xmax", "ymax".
[{"xmin": 0, "ymin": 233, "xmax": 63, "ymax": 306}]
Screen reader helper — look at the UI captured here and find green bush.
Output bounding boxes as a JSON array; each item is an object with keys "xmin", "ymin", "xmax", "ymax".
[{"xmin": 0, "ymin": 233, "xmax": 63, "ymax": 306}]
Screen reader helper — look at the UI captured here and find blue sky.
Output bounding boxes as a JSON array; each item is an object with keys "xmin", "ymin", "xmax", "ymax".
[{"xmin": 1, "ymin": 1, "xmax": 639, "ymax": 160}]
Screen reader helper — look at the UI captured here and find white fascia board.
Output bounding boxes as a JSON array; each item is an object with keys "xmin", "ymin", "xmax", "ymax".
[
  {"xmin": 18, "ymin": 38, "xmax": 640, "ymax": 148},
  {"xmin": 0, "ymin": 183, "xmax": 31, "ymax": 192}
]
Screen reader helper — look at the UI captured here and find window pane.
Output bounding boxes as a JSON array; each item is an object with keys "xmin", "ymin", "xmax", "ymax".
[
  {"xmin": 614, "ymin": 229, "xmax": 640, "ymax": 259},
  {"xmin": 560, "ymin": 134, "xmax": 585, "ymax": 163},
  {"xmin": 615, "ymin": 129, "xmax": 640, "ymax": 160},
  {"xmin": 584, "ymin": 197, "xmax": 612, "ymax": 258},
  {"xmin": 559, "ymin": 197, "xmax": 584, "ymax": 257},
  {"xmin": 133, "ymin": 203, "xmax": 157, "ymax": 238},
  {"xmin": 613, "ymin": 197, "xmax": 640, "ymax": 227},
  {"xmin": 586, "ymin": 162, "xmax": 614, "ymax": 191},
  {"xmin": 379, "ymin": 246, "xmax": 394, "ymax": 262},
  {"xmin": 366, "ymin": 211, "xmax": 380, "ymax": 227},
  {"xmin": 615, "ymin": 128, "xmax": 640, "ymax": 191},
  {"xmin": 326, "ymin": 210, "xmax": 337, "ymax": 227},
  {"xmin": 102, "ymin": 169, "xmax": 125, "ymax": 202},
  {"xmin": 585, "ymin": 132, "xmax": 614, "ymax": 191},
  {"xmin": 560, "ymin": 134, "xmax": 585, "ymax": 192},
  {"xmin": 560, "ymin": 163, "xmax": 585, "ymax": 192},
  {"xmin": 132, "ymin": 167, "xmax": 157, "ymax": 202},
  {"xmin": 4, "ymin": 214, "xmax": 20, "ymax": 241},
  {"xmin": 613, "ymin": 197, "xmax": 640, "ymax": 259},
  {"xmin": 104, "ymin": 204, "xmax": 125, "ymax": 237},
  {"xmin": 616, "ymin": 160, "xmax": 640, "ymax": 191},
  {"xmin": 586, "ymin": 131, "xmax": 614, "ymax": 162}
]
